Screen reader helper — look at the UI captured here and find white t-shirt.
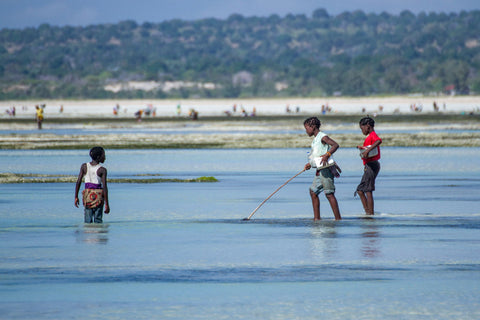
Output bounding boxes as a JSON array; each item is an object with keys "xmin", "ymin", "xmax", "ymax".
[
  {"xmin": 85, "ymin": 162, "xmax": 103, "ymax": 187},
  {"xmin": 309, "ymin": 131, "xmax": 330, "ymax": 168}
]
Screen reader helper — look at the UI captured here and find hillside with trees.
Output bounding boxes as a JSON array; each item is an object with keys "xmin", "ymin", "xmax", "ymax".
[{"xmin": 1, "ymin": 9, "xmax": 480, "ymax": 99}]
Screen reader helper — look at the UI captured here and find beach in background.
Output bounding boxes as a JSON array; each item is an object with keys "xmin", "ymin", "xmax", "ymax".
[
  {"xmin": 1, "ymin": 96, "xmax": 480, "ymax": 118},
  {"xmin": 0, "ymin": 97, "xmax": 480, "ymax": 149}
]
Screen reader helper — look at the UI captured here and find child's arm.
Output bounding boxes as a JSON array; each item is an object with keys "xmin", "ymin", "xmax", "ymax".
[
  {"xmin": 98, "ymin": 167, "xmax": 110, "ymax": 214},
  {"xmin": 359, "ymin": 139, "xmax": 382, "ymax": 158},
  {"xmin": 74, "ymin": 163, "xmax": 87, "ymax": 207},
  {"xmin": 320, "ymin": 135, "xmax": 339, "ymax": 164}
]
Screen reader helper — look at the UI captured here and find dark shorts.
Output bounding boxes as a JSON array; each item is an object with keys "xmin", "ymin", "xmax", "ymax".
[{"xmin": 357, "ymin": 160, "xmax": 380, "ymax": 193}]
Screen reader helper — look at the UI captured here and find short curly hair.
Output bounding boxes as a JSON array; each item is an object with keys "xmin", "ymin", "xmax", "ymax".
[
  {"xmin": 359, "ymin": 116, "xmax": 375, "ymax": 127},
  {"xmin": 89, "ymin": 146, "xmax": 105, "ymax": 162},
  {"xmin": 304, "ymin": 117, "xmax": 321, "ymax": 129}
]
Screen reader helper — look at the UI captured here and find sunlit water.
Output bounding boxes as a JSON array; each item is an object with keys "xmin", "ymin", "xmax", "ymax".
[{"xmin": 1, "ymin": 148, "xmax": 479, "ymax": 319}]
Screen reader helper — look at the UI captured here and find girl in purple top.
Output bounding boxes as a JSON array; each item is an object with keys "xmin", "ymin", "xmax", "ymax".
[{"xmin": 74, "ymin": 146, "xmax": 110, "ymax": 223}]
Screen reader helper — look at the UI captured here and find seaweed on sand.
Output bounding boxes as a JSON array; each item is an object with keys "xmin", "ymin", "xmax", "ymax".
[{"xmin": 0, "ymin": 173, "xmax": 218, "ymax": 183}]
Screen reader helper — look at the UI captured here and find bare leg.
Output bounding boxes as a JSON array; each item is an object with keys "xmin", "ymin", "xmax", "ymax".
[
  {"xmin": 309, "ymin": 189, "xmax": 321, "ymax": 220},
  {"xmin": 357, "ymin": 190, "xmax": 374, "ymax": 215},
  {"xmin": 357, "ymin": 190, "xmax": 368, "ymax": 213},
  {"xmin": 326, "ymin": 193, "xmax": 341, "ymax": 220},
  {"xmin": 365, "ymin": 191, "xmax": 374, "ymax": 215}
]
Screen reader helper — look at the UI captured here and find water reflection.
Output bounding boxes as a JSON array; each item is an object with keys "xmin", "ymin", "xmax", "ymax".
[
  {"xmin": 75, "ymin": 224, "xmax": 109, "ymax": 244},
  {"xmin": 309, "ymin": 221, "xmax": 339, "ymax": 261},
  {"xmin": 360, "ymin": 220, "xmax": 381, "ymax": 258}
]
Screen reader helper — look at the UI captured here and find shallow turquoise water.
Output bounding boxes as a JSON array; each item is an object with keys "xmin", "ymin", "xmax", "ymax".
[{"xmin": 0, "ymin": 148, "xmax": 479, "ymax": 319}]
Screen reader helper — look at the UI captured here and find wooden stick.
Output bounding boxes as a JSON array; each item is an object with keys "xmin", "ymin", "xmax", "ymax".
[{"xmin": 244, "ymin": 169, "xmax": 305, "ymax": 220}]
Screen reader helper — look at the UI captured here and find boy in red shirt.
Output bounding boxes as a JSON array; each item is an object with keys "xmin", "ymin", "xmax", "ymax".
[{"xmin": 356, "ymin": 117, "xmax": 382, "ymax": 215}]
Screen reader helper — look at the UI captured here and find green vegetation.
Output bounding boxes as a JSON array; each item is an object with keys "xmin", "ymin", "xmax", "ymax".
[
  {"xmin": 109, "ymin": 176, "xmax": 218, "ymax": 183},
  {"xmin": 1, "ymin": 9, "xmax": 480, "ymax": 99},
  {"xmin": 0, "ymin": 173, "xmax": 218, "ymax": 183}
]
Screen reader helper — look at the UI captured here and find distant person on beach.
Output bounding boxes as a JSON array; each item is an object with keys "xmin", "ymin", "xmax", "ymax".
[
  {"xmin": 304, "ymin": 117, "xmax": 341, "ymax": 220},
  {"xmin": 241, "ymin": 106, "xmax": 247, "ymax": 117},
  {"xmin": 356, "ymin": 116, "xmax": 382, "ymax": 216},
  {"xmin": 74, "ymin": 146, "xmax": 110, "ymax": 223},
  {"xmin": 135, "ymin": 109, "xmax": 143, "ymax": 122},
  {"xmin": 6, "ymin": 106, "xmax": 15, "ymax": 117},
  {"xmin": 35, "ymin": 105, "xmax": 44, "ymax": 129},
  {"xmin": 189, "ymin": 108, "xmax": 198, "ymax": 120}
]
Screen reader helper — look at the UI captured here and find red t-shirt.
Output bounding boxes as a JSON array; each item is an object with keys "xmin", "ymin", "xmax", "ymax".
[{"xmin": 362, "ymin": 131, "xmax": 381, "ymax": 165}]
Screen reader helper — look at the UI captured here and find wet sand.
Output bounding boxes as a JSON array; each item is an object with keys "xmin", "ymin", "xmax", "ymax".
[
  {"xmin": 1, "ymin": 113, "xmax": 479, "ymax": 149},
  {"xmin": 2, "ymin": 130, "xmax": 480, "ymax": 149}
]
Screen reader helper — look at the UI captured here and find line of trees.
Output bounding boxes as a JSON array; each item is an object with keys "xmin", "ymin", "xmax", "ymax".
[{"xmin": 1, "ymin": 9, "xmax": 480, "ymax": 99}]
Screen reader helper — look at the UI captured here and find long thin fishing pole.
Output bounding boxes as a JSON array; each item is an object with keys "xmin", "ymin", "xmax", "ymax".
[{"xmin": 244, "ymin": 169, "xmax": 305, "ymax": 220}]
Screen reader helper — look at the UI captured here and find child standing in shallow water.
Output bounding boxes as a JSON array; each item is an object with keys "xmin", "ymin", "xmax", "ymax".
[
  {"xmin": 75, "ymin": 146, "xmax": 110, "ymax": 223},
  {"xmin": 356, "ymin": 117, "xmax": 382, "ymax": 215},
  {"xmin": 304, "ymin": 117, "xmax": 341, "ymax": 220}
]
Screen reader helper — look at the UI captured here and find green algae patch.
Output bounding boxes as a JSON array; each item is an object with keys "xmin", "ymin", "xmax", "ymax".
[
  {"xmin": 0, "ymin": 173, "xmax": 74, "ymax": 183},
  {"xmin": 109, "ymin": 176, "xmax": 218, "ymax": 183},
  {"xmin": 0, "ymin": 173, "xmax": 218, "ymax": 184},
  {"xmin": 194, "ymin": 176, "xmax": 218, "ymax": 182}
]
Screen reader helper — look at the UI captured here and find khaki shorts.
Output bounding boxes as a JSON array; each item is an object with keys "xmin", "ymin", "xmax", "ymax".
[{"xmin": 310, "ymin": 168, "xmax": 336, "ymax": 195}]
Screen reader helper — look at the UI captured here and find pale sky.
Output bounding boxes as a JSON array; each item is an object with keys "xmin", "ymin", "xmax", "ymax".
[{"xmin": 1, "ymin": 0, "xmax": 479, "ymax": 29}]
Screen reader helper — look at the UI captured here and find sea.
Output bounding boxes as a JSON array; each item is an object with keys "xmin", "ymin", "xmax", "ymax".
[{"xmin": 0, "ymin": 146, "xmax": 479, "ymax": 319}]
